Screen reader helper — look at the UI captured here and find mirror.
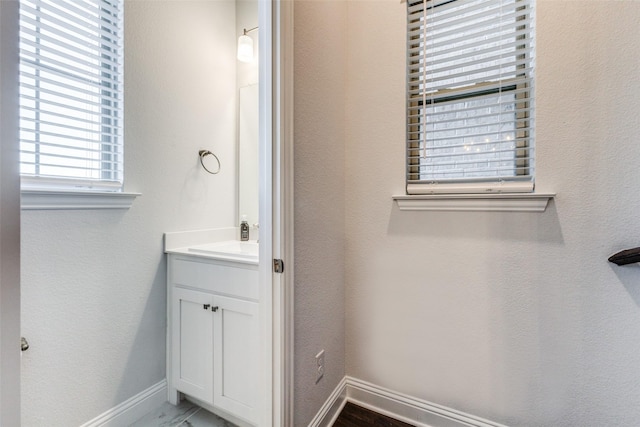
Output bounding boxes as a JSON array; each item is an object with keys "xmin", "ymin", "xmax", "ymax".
[
  {"xmin": 238, "ymin": 83, "xmax": 259, "ymax": 227},
  {"xmin": 236, "ymin": 0, "xmax": 259, "ymax": 228}
]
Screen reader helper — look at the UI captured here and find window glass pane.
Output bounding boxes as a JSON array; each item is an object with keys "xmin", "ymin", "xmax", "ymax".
[{"xmin": 420, "ymin": 92, "xmax": 518, "ymax": 179}]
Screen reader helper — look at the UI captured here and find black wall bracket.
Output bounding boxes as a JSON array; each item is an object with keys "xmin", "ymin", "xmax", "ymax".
[{"xmin": 608, "ymin": 247, "xmax": 640, "ymax": 266}]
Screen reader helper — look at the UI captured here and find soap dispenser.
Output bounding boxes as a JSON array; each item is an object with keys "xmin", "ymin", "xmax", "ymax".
[{"xmin": 240, "ymin": 215, "xmax": 250, "ymax": 241}]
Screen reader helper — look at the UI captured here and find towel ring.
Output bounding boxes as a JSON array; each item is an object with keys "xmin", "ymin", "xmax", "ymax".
[{"xmin": 199, "ymin": 150, "xmax": 221, "ymax": 175}]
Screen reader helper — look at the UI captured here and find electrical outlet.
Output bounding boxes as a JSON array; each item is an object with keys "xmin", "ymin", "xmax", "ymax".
[{"xmin": 315, "ymin": 350, "xmax": 325, "ymax": 383}]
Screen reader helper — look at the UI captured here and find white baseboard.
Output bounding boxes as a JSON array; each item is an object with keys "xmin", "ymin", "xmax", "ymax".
[
  {"xmin": 79, "ymin": 380, "xmax": 167, "ymax": 427},
  {"xmin": 306, "ymin": 376, "xmax": 348, "ymax": 427},
  {"xmin": 309, "ymin": 376, "xmax": 508, "ymax": 427}
]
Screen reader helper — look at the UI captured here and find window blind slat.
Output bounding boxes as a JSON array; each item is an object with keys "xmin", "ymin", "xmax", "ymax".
[
  {"xmin": 425, "ymin": 55, "xmax": 531, "ymax": 81},
  {"xmin": 23, "ymin": 0, "xmax": 123, "ymax": 29},
  {"xmin": 20, "ymin": 150, "xmax": 122, "ymax": 167},
  {"xmin": 19, "ymin": 14, "xmax": 120, "ymax": 58},
  {"xmin": 20, "ymin": 67, "xmax": 121, "ymax": 99},
  {"xmin": 20, "ymin": 129, "xmax": 122, "ymax": 147},
  {"xmin": 410, "ymin": 147, "xmax": 533, "ymax": 163},
  {"xmin": 20, "ymin": 106, "xmax": 123, "ymax": 130},
  {"xmin": 409, "ymin": 123, "xmax": 534, "ymax": 141},
  {"xmin": 19, "ymin": 93, "xmax": 121, "ymax": 118},
  {"xmin": 408, "ymin": 0, "xmax": 526, "ymax": 16},
  {"xmin": 21, "ymin": 168, "xmax": 123, "ymax": 177},
  {"xmin": 408, "ymin": 0, "xmax": 533, "ymax": 25},
  {"xmin": 408, "ymin": 59, "xmax": 532, "ymax": 84},
  {"xmin": 409, "ymin": 81, "xmax": 532, "ymax": 104},
  {"xmin": 408, "ymin": 69, "xmax": 533, "ymax": 95},
  {"xmin": 408, "ymin": 161, "xmax": 534, "ymax": 173},
  {"xmin": 19, "ymin": 42, "xmax": 120, "ymax": 78},
  {"xmin": 20, "ymin": 160, "xmax": 123, "ymax": 174},
  {"xmin": 408, "ymin": 26, "xmax": 531, "ymax": 58},
  {"xmin": 20, "ymin": 68, "xmax": 121, "ymax": 103},
  {"xmin": 20, "ymin": 1, "xmax": 122, "ymax": 46},
  {"xmin": 20, "ymin": 153, "xmax": 123, "ymax": 168},
  {"xmin": 24, "ymin": 0, "xmax": 124, "ymax": 22},
  {"xmin": 421, "ymin": 7, "xmax": 529, "ymax": 41},
  {"xmin": 408, "ymin": 135, "xmax": 532, "ymax": 153},
  {"xmin": 19, "ymin": 28, "xmax": 121, "ymax": 69},
  {"xmin": 409, "ymin": 166, "xmax": 532, "ymax": 180},
  {"xmin": 408, "ymin": 8, "xmax": 532, "ymax": 44},
  {"xmin": 20, "ymin": 79, "xmax": 120, "ymax": 116},
  {"xmin": 425, "ymin": 1, "xmax": 531, "ymax": 28},
  {"xmin": 409, "ymin": 30, "xmax": 532, "ymax": 62},
  {"xmin": 411, "ymin": 158, "xmax": 535, "ymax": 174},
  {"xmin": 412, "ymin": 38, "xmax": 531, "ymax": 69},
  {"xmin": 20, "ymin": 3, "xmax": 122, "ymax": 51},
  {"xmin": 409, "ymin": 104, "xmax": 533, "ymax": 125},
  {"xmin": 20, "ymin": 120, "xmax": 120, "ymax": 140}
]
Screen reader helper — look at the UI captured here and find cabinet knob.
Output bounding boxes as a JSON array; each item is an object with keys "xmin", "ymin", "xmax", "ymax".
[
  {"xmin": 203, "ymin": 304, "xmax": 210, "ymax": 310},
  {"xmin": 212, "ymin": 306, "xmax": 219, "ymax": 312}
]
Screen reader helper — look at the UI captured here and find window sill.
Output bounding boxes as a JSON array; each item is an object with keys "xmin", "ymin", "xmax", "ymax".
[
  {"xmin": 392, "ymin": 193, "xmax": 555, "ymax": 212},
  {"xmin": 21, "ymin": 189, "xmax": 140, "ymax": 210}
]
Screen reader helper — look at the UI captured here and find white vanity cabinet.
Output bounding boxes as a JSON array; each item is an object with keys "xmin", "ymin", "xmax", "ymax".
[{"xmin": 167, "ymin": 254, "xmax": 259, "ymax": 426}]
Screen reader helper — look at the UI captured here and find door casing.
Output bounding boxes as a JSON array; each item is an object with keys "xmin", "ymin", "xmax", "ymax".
[
  {"xmin": 260, "ymin": 0, "xmax": 294, "ymax": 425},
  {"xmin": 0, "ymin": 1, "xmax": 22, "ymax": 425}
]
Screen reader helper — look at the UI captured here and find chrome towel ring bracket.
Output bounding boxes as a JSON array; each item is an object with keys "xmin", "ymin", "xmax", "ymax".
[{"xmin": 199, "ymin": 149, "xmax": 221, "ymax": 175}]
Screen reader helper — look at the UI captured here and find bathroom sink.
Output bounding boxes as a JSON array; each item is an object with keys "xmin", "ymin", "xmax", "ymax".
[{"xmin": 188, "ymin": 240, "xmax": 258, "ymax": 261}]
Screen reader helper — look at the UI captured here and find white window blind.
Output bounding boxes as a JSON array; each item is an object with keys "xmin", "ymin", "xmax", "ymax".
[
  {"xmin": 19, "ymin": 0, "xmax": 124, "ymax": 191},
  {"xmin": 407, "ymin": 0, "xmax": 535, "ymax": 194}
]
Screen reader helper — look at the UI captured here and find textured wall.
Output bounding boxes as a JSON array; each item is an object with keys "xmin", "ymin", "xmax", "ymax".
[
  {"xmin": 344, "ymin": 1, "xmax": 640, "ymax": 426},
  {"xmin": 293, "ymin": 0, "xmax": 347, "ymax": 425},
  {"xmin": 20, "ymin": 1, "xmax": 238, "ymax": 425}
]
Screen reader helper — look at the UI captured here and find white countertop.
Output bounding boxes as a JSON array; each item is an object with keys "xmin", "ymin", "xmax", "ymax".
[{"xmin": 164, "ymin": 228, "xmax": 259, "ymax": 265}]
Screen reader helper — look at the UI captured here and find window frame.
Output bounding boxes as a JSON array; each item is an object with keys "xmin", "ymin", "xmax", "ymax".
[
  {"xmin": 406, "ymin": 0, "xmax": 536, "ymax": 195},
  {"xmin": 18, "ymin": 0, "xmax": 125, "ymax": 194}
]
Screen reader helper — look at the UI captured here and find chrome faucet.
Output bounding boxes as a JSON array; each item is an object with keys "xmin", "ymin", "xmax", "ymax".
[{"xmin": 240, "ymin": 216, "xmax": 249, "ymax": 241}]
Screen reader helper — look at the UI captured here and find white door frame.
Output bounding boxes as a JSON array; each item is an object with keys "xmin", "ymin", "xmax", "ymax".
[
  {"xmin": 260, "ymin": 0, "xmax": 294, "ymax": 426},
  {"xmin": 272, "ymin": 0, "xmax": 294, "ymax": 425},
  {"xmin": 0, "ymin": 1, "xmax": 22, "ymax": 425}
]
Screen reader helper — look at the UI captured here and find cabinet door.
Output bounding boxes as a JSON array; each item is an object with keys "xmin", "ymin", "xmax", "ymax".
[
  {"xmin": 171, "ymin": 287, "xmax": 215, "ymax": 405},
  {"xmin": 213, "ymin": 295, "xmax": 259, "ymax": 424}
]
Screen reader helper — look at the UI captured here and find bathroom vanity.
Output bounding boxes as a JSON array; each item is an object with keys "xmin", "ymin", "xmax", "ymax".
[{"xmin": 165, "ymin": 232, "xmax": 259, "ymax": 427}]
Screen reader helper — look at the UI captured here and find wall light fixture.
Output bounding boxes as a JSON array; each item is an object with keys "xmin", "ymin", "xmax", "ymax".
[{"xmin": 237, "ymin": 26, "xmax": 258, "ymax": 63}]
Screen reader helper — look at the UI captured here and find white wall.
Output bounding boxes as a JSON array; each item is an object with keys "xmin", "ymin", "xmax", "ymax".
[
  {"xmin": 343, "ymin": 1, "xmax": 640, "ymax": 426},
  {"xmin": 293, "ymin": 1, "xmax": 347, "ymax": 425},
  {"xmin": 20, "ymin": 1, "xmax": 238, "ymax": 425}
]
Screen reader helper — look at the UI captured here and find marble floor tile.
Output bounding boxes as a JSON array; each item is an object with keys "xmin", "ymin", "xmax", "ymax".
[
  {"xmin": 128, "ymin": 400, "xmax": 239, "ymax": 427},
  {"xmin": 128, "ymin": 400, "xmax": 200, "ymax": 427},
  {"xmin": 179, "ymin": 407, "xmax": 237, "ymax": 427}
]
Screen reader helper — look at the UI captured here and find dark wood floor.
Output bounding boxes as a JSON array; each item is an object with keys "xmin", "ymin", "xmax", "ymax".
[{"xmin": 332, "ymin": 402, "xmax": 415, "ymax": 427}]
